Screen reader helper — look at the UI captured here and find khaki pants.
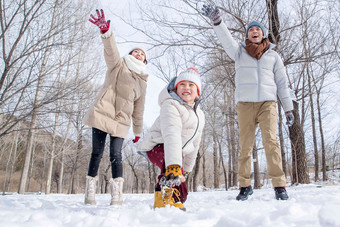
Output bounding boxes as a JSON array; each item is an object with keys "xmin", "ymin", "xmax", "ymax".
[{"xmin": 237, "ymin": 101, "xmax": 286, "ymax": 187}]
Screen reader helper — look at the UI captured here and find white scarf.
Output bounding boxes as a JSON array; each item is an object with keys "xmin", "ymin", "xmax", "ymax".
[{"xmin": 123, "ymin": 55, "xmax": 146, "ymax": 75}]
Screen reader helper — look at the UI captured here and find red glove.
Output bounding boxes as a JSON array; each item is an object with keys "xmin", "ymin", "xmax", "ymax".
[
  {"xmin": 133, "ymin": 136, "xmax": 140, "ymax": 143},
  {"xmin": 89, "ymin": 9, "xmax": 110, "ymax": 33}
]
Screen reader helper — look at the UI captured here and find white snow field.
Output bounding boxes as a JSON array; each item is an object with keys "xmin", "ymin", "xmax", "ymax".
[{"xmin": 1, "ymin": 182, "xmax": 340, "ymax": 227}]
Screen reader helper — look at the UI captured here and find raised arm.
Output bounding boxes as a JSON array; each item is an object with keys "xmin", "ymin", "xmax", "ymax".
[
  {"xmin": 89, "ymin": 9, "xmax": 120, "ymax": 70},
  {"xmin": 201, "ymin": 3, "xmax": 240, "ymax": 61}
]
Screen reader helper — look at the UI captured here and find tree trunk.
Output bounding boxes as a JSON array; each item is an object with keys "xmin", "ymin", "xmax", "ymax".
[
  {"xmin": 18, "ymin": 112, "xmax": 38, "ymax": 193},
  {"xmin": 46, "ymin": 112, "xmax": 59, "ymax": 194},
  {"xmin": 193, "ymin": 140, "xmax": 203, "ymax": 192},
  {"xmin": 218, "ymin": 144, "xmax": 228, "ymax": 191},
  {"xmin": 308, "ymin": 77, "xmax": 319, "ymax": 182},
  {"xmin": 70, "ymin": 131, "xmax": 82, "ymax": 194},
  {"xmin": 224, "ymin": 106, "xmax": 231, "ymax": 189},
  {"xmin": 213, "ymin": 133, "xmax": 219, "ymax": 188},
  {"xmin": 2, "ymin": 129, "xmax": 19, "ymax": 194},
  {"xmin": 289, "ymin": 101, "xmax": 309, "ymax": 184},
  {"xmin": 202, "ymin": 147, "xmax": 207, "ymax": 187},
  {"xmin": 266, "ymin": 0, "xmax": 281, "ymax": 44},
  {"xmin": 18, "ymin": 0, "xmax": 60, "ymax": 194},
  {"xmin": 132, "ymin": 169, "xmax": 139, "ymax": 193},
  {"xmin": 253, "ymin": 145, "xmax": 261, "ymax": 189},
  {"xmin": 58, "ymin": 148, "xmax": 65, "ymax": 194},
  {"xmin": 316, "ymin": 91, "xmax": 327, "ymax": 181},
  {"xmin": 28, "ymin": 142, "xmax": 38, "ymax": 192}
]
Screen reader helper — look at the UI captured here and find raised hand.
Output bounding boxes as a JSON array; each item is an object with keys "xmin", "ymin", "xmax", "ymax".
[
  {"xmin": 201, "ymin": 3, "xmax": 222, "ymax": 25},
  {"xmin": 89, "ymin": 9, "xmax": 110, "ymax": 33}
]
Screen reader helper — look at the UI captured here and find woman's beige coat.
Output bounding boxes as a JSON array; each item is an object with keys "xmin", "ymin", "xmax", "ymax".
[{"xmin": 83, "ymin": 32, "xmax": 148, "ymax": 138}]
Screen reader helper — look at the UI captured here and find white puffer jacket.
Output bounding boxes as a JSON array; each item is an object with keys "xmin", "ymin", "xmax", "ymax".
[
  {"xmin": 213, "ymin": 21, "xmax": 293, "ymax": 112},
  {"xmin": 138, "ymin": 78, "xmax": 205, "ymax": 172}
]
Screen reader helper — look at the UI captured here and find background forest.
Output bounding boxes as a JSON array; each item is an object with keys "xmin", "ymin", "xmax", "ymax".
[{"xmin": 0, "ymin": 0, "xmax": 339, "ymax": 195}]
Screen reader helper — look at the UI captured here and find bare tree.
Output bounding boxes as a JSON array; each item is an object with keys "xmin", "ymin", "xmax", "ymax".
[{"xmin": 18, "ymin": 0, "xmax": 61, "ymax": 194}]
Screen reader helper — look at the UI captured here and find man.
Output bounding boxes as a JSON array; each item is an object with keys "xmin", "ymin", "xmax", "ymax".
[{"xmin": 201, "ymin": 3, "xmax": 294, "ymax": 200}]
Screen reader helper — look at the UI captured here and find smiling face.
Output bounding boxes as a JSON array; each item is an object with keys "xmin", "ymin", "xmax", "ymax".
[
  {"xmin": 247, "ymin": 26, "xmax": 264, "ymax": 43},
  {"xmin": 175, "ymin": 80, "xmax": 199, "ymax": 104},
  {"xmin": 131, "ymin": 49, "xmax": 146, "ymax": 63}
]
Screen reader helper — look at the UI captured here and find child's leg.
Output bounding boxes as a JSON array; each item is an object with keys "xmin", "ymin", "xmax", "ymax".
[
  {"xmin": 147, "ymin": 144, "xmax": 188, "ymax": 203},
  {"xmin": 147, "ymin": 144, "xmax": 166, "ymax": 170},
  {"xmin": 87, "ymin": 128, "xmax": 107, "ymax": 177},
  {"xmin": 174, "ymin": 178, "xmax": 188, "ymax": 203},
  {"xmin": 146, "ymin": 144, "xmax": 166, "ymax": 189}
]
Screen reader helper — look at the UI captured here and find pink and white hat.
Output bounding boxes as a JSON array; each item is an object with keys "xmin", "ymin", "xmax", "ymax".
[{"xmin": 175, "ymin": 67, "xmax": 201, "ymax": 96}]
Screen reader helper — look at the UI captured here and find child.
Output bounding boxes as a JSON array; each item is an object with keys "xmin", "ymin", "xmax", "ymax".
[
  {"xmin": 83, "ymin": 9, "xmax": 148, "ymax": 205},
  {"xmin": 201, "ymin": 3, "xmax": 294, "ymax": 200},
  {"xmin": 138, "ymin": 67, "xmax": 205, "ymax": 211}
]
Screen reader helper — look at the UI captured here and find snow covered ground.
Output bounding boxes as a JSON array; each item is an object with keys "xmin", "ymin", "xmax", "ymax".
[
  {"xmin": 1, "ymin": 172, "xmax": 340, "ymax": 227},
  {"xmin": 1, "ymin": 184, "xmax": 340, "ymax": 227}
]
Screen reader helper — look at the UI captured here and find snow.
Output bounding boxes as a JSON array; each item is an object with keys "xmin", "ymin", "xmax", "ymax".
[{"xmin": 1, "ymin": 182, "xmax": 340, "ymax": 227}]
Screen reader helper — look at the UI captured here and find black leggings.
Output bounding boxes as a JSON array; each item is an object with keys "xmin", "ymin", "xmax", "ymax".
[{"xmin": 87, "ymin": 128, "xmax": 124, "ymax": 178}]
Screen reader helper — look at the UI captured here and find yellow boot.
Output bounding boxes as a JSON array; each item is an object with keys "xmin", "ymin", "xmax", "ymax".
[
  {"xmin": 162, "ymin": 187, "xmax": 186, "ymax": 211},
  {"xmin": 153, "ymin": 191, "xmax": 165, "ymax": 209}
]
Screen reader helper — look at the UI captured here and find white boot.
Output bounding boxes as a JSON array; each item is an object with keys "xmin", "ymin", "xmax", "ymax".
[
  {"xmin": 84, "ymin": 176, "xmax": 98, "ymax": 205},
  {"xmin": 109, "ymin": 177, "xmax": 124, "ymax": 205}
]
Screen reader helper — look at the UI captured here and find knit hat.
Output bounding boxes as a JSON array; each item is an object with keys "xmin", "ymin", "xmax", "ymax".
[
  {"xmin": 129, "ymin": 47, "xmax": 147, "ymax": 64},
  {"xmin": 174, "ymin": 67, "xmax": 201, "ymax": 96},
  {"xmin": 246, "ymin": 21, "xmax": 265, "ymax": 38}
]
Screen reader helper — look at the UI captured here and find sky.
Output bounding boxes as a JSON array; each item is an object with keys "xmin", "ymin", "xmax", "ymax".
[{"xmin": 1, "ymin": 171, "xmax": 340, "ymax": 227}]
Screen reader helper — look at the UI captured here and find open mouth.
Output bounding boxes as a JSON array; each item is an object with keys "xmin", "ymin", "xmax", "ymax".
[{"xmin": 252, "ymin": 35, "xmax": 259, "ymax": 39}]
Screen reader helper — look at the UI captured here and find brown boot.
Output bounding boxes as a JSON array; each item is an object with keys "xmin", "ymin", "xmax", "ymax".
[
  {"xmin": 153, "ymin": 190, "xmax": 165, "ymax": 209},
  {"xmin": 162, "ymin": 186, "xmax": 186, "ymax": 211}
]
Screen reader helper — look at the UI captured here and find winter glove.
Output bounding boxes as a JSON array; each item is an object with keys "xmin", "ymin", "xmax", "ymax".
[
  {"xmin": 132, "ymin": 136, "xmax": 140, "ymax": 143},
  {"xmin": 159, "ymin": 165, "xmax": 183, "ymax": 187},
  {"xmin": 89, "ymin": 9, "xmax": 111, "ymax": 33},
  {"xmin": 165, "ymin": 165, "xmax": 182, "ymax": 180},
  {"xmin": 285, "ymin": 111, "xmax": 294, "ymax": 127},
  {"xmin": 201, "ymin": 3, "xmax": 222, "ymax": 26}
]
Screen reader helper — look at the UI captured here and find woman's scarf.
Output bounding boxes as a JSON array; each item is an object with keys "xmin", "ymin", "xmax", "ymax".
[
  {"xmin": 123, "ymin": 55, "xmax": 146, "ymax": 74},
  {"xmin": 244, "ymin": 38, "xmax": 270, "ymax": 60}
]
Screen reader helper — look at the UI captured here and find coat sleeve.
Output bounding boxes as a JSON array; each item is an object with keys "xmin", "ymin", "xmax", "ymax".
[
  {"xmin": 132, "ymin": 81, "xmax": 147, "ymax": 136},
  {"xmin": 273, "ymin": 54, "xmax": 294, "ymax": 112},
  {"xmin": 101, "ymin": 30, "xmax": 121, "ymax": 72},
  {"xmin": 182, "ymin": 110, "xmax": 205, "ymax": 172},
  {"xmin": 213, "ymin": 21, "xmax": 240, "ymax": 61},
  {"xmin": 160, "ymin": 100, "xmax": 183, "ymax": 168}
]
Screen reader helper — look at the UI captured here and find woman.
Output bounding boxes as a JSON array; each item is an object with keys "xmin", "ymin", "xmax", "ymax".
[{"xmin": 83, "ymin": 9, "xmax": 148, "ymax": 206}]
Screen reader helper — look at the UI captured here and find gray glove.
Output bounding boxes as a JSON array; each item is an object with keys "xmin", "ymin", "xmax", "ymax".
[
  {"xmin": 201, "ymin": 4, "xmax": 222, "ymax": 25},
  {"xmin": 285, "ymin": 111, "xmax": 294, "ymax": 127}
]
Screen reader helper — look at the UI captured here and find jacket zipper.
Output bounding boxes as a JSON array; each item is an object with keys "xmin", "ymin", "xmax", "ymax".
[
  {"xmin": 257, "ymin": 59, "xmax": 261, "ymax": 101},
  {"xmin": 182, "ymin": 106, "xmax": 200, "ymax": 150}
]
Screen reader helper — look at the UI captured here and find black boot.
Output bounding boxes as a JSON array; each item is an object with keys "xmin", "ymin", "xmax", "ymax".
[
  {"xmin": 275, "ymin": 187, "xmax": 289, "ymax": 200},
  {"xmin": 236, "ymin": 185, "xmax": 253, "ymax": 201}
]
